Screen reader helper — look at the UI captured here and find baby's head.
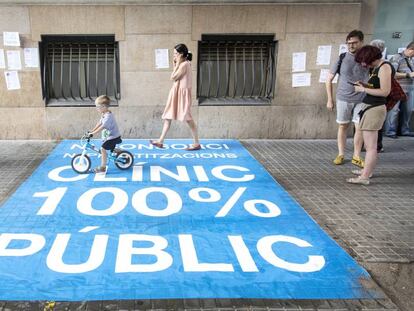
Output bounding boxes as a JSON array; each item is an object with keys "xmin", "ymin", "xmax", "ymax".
[{"xmin": 95, "ymin": 95, "xmax": 110, "ymax": 112}]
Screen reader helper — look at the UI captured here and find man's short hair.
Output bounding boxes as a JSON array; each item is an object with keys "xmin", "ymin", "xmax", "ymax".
[
  {"xmin": 407, "ymin": 41, "xmax": 414, "ymax": 50},
  {"xmin": 96, "ymin": 95, "xmax": 111, "ymax": 107},
  {"xmin": 346, "ymin": 30, "xmax": 364, "ymax": 42}
]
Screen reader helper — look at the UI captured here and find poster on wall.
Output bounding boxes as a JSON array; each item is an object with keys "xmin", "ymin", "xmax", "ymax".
[
  {"xmin": 292, "ymin": 72, "xmax": 311, "ymax": 87},
  {"xmin": 6, "ymin": 50, "xmax": 22, "ymax": 70},
  {"xmin": 0, "ymin": 49, "xmax": 5, "ymax": 68},
  {"xmin": 155, "ymin": 49, "xmax": 169, "ymax": 69},
  {"xmin": 24, "ymin": 48, "xmax": 39, "ymax": 68},
  {"xmin": 292, "ymin": 52, "xmax": 306, "ymax": 72},
  {"xmin": 4, "ymin": 71, "xmax": 21, "ymax": 90},
  {"xmin": 339, "ymin": 44, "xmax": 348, "ymax": 55},
  {"xmin": 319, "ymin": 69, "xmax": 338, "ymax": 84},
  {"xmin": 3, "ymin": 32, "xmax": 20, "ymax": 47},
  {"xmin": 316, "ymin": 45, "xmax": 332, "ymax": 65}
]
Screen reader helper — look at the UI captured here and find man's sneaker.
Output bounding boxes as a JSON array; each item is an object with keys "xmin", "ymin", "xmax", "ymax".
[
  {"xmin": 351, "ymin": 156, "xmax": 364, "ymax": 168},
  {"xmin": 333, "ymin": 155, "xmax": 345, "ymax": 165}
]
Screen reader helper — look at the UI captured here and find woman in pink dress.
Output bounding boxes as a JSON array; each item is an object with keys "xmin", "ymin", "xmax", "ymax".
[{"xmin": 150, "ymin": 44, "xmax": 200, "ymax": 150}]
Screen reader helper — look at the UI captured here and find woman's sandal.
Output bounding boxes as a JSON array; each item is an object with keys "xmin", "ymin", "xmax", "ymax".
[
  {"xmin": 93, "ymin": 166, "xmax": 107, "ymax": 173},
  {"xmin": 346, "ymin": 176, "xmax": 370, "ymax": 185},
  {"xmin": 352, "ymin": 169, "xmax": 373, "ymax": 178},
  {"xmin": 150, "ymin": 140, "xmax": 164, "ymax": 148},
  {"xmin": 185, "ymin": 144, "xmax": 201, "ymax": 151}
]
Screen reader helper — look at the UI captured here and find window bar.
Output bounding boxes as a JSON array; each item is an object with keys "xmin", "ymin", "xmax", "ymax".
[
  {"xmin": 113, "ymin": 45, "xmax": 118, "ymax": 99},
  {"xmin": 258, "ymin": 44, "xmax": 264, "ymax": 98},
  {"xmin": 207, "ymin": 43, "xmax": 212, "ymax": 98},
  {"xmin": 267, "ymin": 44, "xmax": 275, "ymax": 98},
  {"xmin": 42, "ymin": 43, "xmax": 48, "ymax": 101},
  {"xmin": 68, "ymin": 44, "xmax": 75, "ymax": 100},
  {"xmin": 241, "ymin": 43, "xmax": 246, "ymax": 98},
  {"xmin": 263, "ymin": 43, "xmax": 270, "ymax": 98},
  {"xmin": 225, "ymin": 44, "xmax": 230, "ymax": 98},
  {"xmin": 95, "ymin": 44, "xmax": 99, "ymax": 97},
  {"xmin": 78, "ymin": 43, "xmax": 84, "ymax": 101},
  {"xmin": 270, "ymin": 45, "xmax": 276, "ymax": 98},
  {"xmin": 250, "ymin": 45, "xmax": 255, "ymax": 97},
  {"xmin": 198, "ymin": 46, "xmax": 203, "ymax": 97},
  {"xmin": 51, "ymin": 44, "xmax": 56, "ymax": 99},
  {"xmin": 59, "ymin": 44, "xmax": 66, "ymax": 100},
  {"xmin": 87, "ymin": 44, "xmax": 92, "ymax": 100},
  {"xmin": 105, "ymin": 44, "xmax": 108, "ymax": 96},
  {"xmin": 232, "ymin": 44, "xmax": 237, "ymax": 98},
  {"xmin": 215, "ymin": 44, "xmax": 220, "ymax": 97}
]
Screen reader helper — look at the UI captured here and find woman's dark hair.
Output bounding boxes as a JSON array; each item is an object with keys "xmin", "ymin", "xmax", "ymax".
[
  {"xmin": 174, "ymin": 43, "xmax": 192, "ymax": 61},
  {"xmin": 355, "ymin": 45, "xmax": 382, "ymax": 65}
]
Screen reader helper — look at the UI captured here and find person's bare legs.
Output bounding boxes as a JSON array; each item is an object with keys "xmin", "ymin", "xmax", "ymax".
[
  {"xmin": 360, "ymin": 130, "xmax": 377, "ymax": 179},
  {"xmin": 157, "ymin": 119, "xmax": 172, "ymax": 144},
  {"xmin": 353, "ymin": 123, "xmax": 363, "ymax": 159},
  {"xmin": 100, "ymin": 148, "xmax": 107, "ymax": 169},
  {"xmin": 186, "ymin": 119, "xmax": 200, "ymax": 146},
  {"xmin": 337, "ymin": 123, "xmax": 349, "ymax": 156}
]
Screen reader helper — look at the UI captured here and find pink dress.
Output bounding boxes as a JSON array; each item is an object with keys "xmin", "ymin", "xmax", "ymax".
[{"xmin": 162, "ymin": 61, "xmax": 193, "ymax": 121}]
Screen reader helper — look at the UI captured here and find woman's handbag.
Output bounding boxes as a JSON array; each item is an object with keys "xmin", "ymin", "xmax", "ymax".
[{"xmin": 386, "ymin": 77, "xmax": 407, "ymax": 111}]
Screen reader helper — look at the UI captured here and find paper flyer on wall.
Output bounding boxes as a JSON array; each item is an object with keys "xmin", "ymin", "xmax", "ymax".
[
  {"xmin": 292, "ymin": 72, "xmax": 311, "ymax": 87},
  {"xmin": 4, "ymin": 71, "xmax": 21, "ymax": 90},
  {"xmin": 24, "ymin": 48, "xmax": 39, "ymax": 68},
  {"xmin": 6, "ymin": 50, "xmax": 22, "ymax": 70},
  {"xmin": 339, "ymin": 44, "xmax": 348, "ymax": 55},
  {"xmin": 155, "ymin": 49, "xmax": 169, "ymax": 69},
  {"xmin": 316, "ymin": 45, "xmax": 332, "ymax": 65},
  {"xmin": 3, "ymin": 32, "xmax": 20, "ymax": 47},
  {"xmin": 292, "ymin": 52, "xmax": 306, "ymax": 72}
]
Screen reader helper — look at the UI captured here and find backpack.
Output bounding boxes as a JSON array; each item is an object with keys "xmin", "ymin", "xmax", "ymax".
[{"xmin": 335, "ymin": 52, "xmax": 347, "ymax": 75}]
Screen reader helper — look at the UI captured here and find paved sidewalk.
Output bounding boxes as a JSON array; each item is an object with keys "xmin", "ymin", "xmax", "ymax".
[{"xmin": 0, "ymin": 138, "xmax": 413, "ymax": 311}]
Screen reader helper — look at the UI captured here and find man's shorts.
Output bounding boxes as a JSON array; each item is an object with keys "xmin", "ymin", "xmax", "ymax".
[
  {"xmin": 336, "ymin": 99, "xmax": 363, "ymax": 124},
  {"xmin": 102, "ymin": 136, "xmax": 122, "ymax": 151}
]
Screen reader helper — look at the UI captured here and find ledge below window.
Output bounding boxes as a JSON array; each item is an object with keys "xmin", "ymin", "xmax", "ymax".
[{"xmin": 198, "ymin": 97, "xmax": 272, "ymax": 106}]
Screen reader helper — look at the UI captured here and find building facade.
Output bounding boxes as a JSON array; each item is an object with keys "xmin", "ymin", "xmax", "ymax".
[{"xmin": 0, "ymin": 0, "xmax": 378, "ymax": 139}]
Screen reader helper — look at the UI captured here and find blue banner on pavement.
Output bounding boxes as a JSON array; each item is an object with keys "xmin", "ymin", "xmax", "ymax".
[{"xmin": 0, "ymin": 139, "xmax": 381, "ymax": 301}]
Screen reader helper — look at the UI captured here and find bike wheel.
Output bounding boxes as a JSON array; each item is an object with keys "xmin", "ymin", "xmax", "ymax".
[
  {"xmin": 115, "ymin": 151, "xmax": 134, "ymax": 170},
  {"xmin": 71, "ymin": 154, "xmax": 91, "ymax": 174}
]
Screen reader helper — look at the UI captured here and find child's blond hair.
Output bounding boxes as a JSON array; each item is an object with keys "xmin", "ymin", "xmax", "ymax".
[{"xmin": 95, "ymin": 95, "xmax": 111, "ymax": 107}]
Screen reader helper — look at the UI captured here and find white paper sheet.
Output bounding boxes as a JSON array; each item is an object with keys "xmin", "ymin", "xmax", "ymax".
[
  {"xmin": 0, "ymin": 49, "xmax": 5, "ymax": 68},
  {"xmin": 292, "ymin": 52, "xmax": 306, "ymax": 72},
  {"xmin": 292, "ymin": 72, "xmax": 311, "ymax": 87},
  {"xmin": 155, "ymin": 49, "xmax": 169, "ymax": 69},
  {"xmin": 339, "ymin": 44, "xmax": 348, "ymax": 55},
  {"xmin": 4, "ymin": 71, "xmax": 21, "ymax": 90},
  {"xmin": 3, "ymin": 32, "xmax": 20, "ymax": 47},
  {"xmin": 6, "ymin": 50, "xmax": 22, "ymax": 70},
  {"xmin": 381, "ymin": 47, "xmax": 387, "ymax": 60},
  {"xmin": 316, "ymin": 45, "xmax": 332, "ymax": 65},
  {"xmin": 319, "ymin": 69, "xmax": 329, "ymax": 83},
  {"xmin": 24, "ymin": 48, "xmax": 39, "ymax": 68}
]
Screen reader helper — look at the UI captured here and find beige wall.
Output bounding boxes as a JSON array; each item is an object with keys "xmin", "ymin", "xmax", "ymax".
[{"xmin": 0, "ymin": 2, "xmax": 376, "ymax": 139}]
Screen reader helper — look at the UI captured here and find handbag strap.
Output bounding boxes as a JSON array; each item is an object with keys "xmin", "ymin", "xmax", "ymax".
[{"xmin": 405, "ymin": 58, "xmax": 413, "ymax": 72}]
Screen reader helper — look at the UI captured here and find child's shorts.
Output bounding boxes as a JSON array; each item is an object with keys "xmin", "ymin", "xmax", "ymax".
[{"xmin": 102, "ymin": 136, "xmax": 122, "ymax": 151}]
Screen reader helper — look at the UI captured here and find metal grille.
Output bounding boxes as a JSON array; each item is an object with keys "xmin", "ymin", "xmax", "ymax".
[
  {"xmin": 197, "ymin": 35, "xmax": 277, "ymax": 105},
  {"xmin": 39, "ymin": 35, "xmax": 120, "ymax": 106}
]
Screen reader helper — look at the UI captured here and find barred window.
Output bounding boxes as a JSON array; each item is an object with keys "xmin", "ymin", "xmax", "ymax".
[
  {"xmin": 197, "ymin": 35, "xmax": 277, "ymax": 105},
  {"xmin": 39, "ymin": 35, "xmax": 120, "ymax": 106}
]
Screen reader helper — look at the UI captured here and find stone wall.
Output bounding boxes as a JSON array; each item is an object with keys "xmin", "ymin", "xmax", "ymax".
[{"xmin": 0, "ymin": 2, "xmax": 376, "ymax": 139}]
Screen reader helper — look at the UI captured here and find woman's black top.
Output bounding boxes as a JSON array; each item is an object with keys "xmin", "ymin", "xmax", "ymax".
[{"xmin": 363, "ymin": 61, "xmax": 395, "ymax": 106}]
